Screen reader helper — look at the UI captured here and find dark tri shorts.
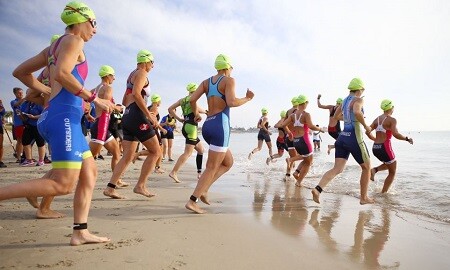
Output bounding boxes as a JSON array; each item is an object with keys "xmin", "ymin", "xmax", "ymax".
[
  {"xmin": 276, "ymin": 136, "xmax": 288, "ymax": 154},
  {"xmin": 13, "ymin": 125, "xmax": 25, "ymax": 140},
  {"xmin": 257, "ymin": 130, "xmax": 271, "ymax": 142},
  {"xmin": 0, "ymin": 125, "xmax": 3, "ymax": 135},
  {"xmin": 293, "ymin": 136, "xmax": 313, "ymax": 157},
  {"xmin": 328, "ymin": 125, "xmax": 341, "ymax": 140},
  {"xmin": 285, "ymin": 137, "xmax": 295, "ymax": 149},
  {"xmin": 161, "ymin": 129, "xmax": 174, "ymax": 139},
  {"xmin": 335, "ymin": 131, "xmax": 370, "ymax": 164},
  {"xmin": 372, "ymin": 142, "xmax": 395, "ymax": 164},
  {"xmin": 122, "ymin": 102, "xmax": 156, "ymax": 142},
  {"xmin": 22, "ymin": 125, "xmax": 45, "ymax": 147}
]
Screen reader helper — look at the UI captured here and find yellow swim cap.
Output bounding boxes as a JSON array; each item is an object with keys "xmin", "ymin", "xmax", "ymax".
[
  {"xmin": 214, "ymin": 54, "xmax": 232, "ymax": 70},
  {"xmin": 296, "ymin": 95, "xmax": 308, "ymax": 105},
  {"xmin": 291, "ymin": 96, "xmax": 300, "ymax": 106},
  {"xmin": 186, "ymin": 83, "xmax": 198, "ymax": 93},
  {"xmin": 348, "ymin": 77, "xmax": 365, "ymax": 91},
  {"xmin": 50, "ymin": 34, "xmax": 61, "ymax": 44},
  {"xmin": 280, "ymin": 110, "xmax": 287, "ymax": 118},
  {"xmin": 137, "ymin": 50, "xmax": 154, "ymax": 63},
  {"xmin": 151, "ymin": 94, "xmax": 161, "ymax": 103},
  {"xmin": 61, "ymin": 1, "xmax": 95, "ymax": 26},
  {"xmin": 261, "ymin": 108, "xmax": 268, "ymax": 114},
  {"xmin": 336, "ymin": 98, "xmax": 343, "ymax": 104},
  {"xmin": 380, "ymin": 99, "xmax": 394, "ymax": 111},
  {"xmin": 98, "ymin": 65, "xmax": 115, "ymax": 78}
]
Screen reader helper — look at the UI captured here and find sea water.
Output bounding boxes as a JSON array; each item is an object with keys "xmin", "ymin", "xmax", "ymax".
[{"xmin": 201, "ymin": 131, "xmax": 450, "ymax": 224}]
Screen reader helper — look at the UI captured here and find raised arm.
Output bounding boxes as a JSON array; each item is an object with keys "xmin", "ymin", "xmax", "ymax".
[{"xmin": 317, "ymin": 94, "xmax": 334, "ymax": 110}]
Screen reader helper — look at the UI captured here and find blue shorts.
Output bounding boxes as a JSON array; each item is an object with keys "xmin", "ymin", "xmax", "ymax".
[
  {"xmin": 335, "ymin": 130, "xmax": 370, "ymax": 164},
  {"xmin": 38, "ymin": 106, "xmax": 91, "ymax": 169},
  {"xmin": 293, "ymin": 136, "xmax": 313, "ymax": 157},
  {"xmin": 202, "ymin": 111, "xmax": 230, "ymax": 152}
]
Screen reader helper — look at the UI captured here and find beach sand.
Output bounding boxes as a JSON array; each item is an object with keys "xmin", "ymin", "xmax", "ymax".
[{"xmin": 1, "ymin": 143, "xmax": 449, "ymax": 269}]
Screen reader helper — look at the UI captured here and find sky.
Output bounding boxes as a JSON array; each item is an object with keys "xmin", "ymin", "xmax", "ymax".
[{"xmin": 1, "ymin": 0, "xmax": 449, "ymax": 131}]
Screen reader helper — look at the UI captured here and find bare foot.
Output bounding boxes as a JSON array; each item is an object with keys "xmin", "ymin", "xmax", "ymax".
[
  {"xmin": 133, "ymin": 186, "xmax": 156, "ymax": 198},
  {"xmin": 360, "ymin": 197, "xmax": 375, "ymax": 205},
  {"xmin": 169, "ymin": 172, "xmax": 181, "ymax": 183},
  {"xmin": 36, "ymin": 208, "xmax": 65, "ymax": 219},
  {"xmin": 370, "ymin": 168, "xmax": 376, "ymax": 181},
  {"xmin": 103, "ymin": 188, "xmax": 126, "ymax": 199},
  {"xmin": 293, "ymin": 170, "xmax": 300, "ymax": 181},
  {"xmin": 200, "ymin": 194, "xmax": 210, "ymax": 205},
  {"xmin": 311, "ymin": 189, "xmax": 321, "ymax": 204},
  {"xmin": 26, "ymin": 197, "xmax": 39, "ymax": 208},
  {"xmin": 154, "ymin": 167, "xmax": 165, "ymax": 174},
  {"xmin": 185, "ymin": 200, "xmax": 206, "ymax": 214},
  {"xmin": 117, "ymin": 180, "xmax": 130, "ymax": 188},
  {"xmin": 295, "ymin": 180, "xmax": 303, "ymax": 187},
  {"xmin": 70, "ymin": 229, "xmax": 110, "ymax": 246}
]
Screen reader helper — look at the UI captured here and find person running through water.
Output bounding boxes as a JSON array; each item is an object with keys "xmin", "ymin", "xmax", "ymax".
[
  {"xmin": 312, "ymin": 78, "xmax": 374, "ymax": 205},
  {"xmin": 248, "ymin": 108, "xmax": 273, "ymax": 161},
  {"xmin": 279, "ymin": 95, "xmax": 324, "ymax": 186},
  {"xmin": 317, "ymin": 94, "xmax": 343, "ymax": 154},
  {"xmin": 168, "ymin": 83, "xmax": 207, "ymax": 183},
  {"xmin": 266, "ymin": 110, "xmax": 289, "ymax": 165},
  {"xmin": 3, "ymin": 1, "xmax": 114, "ymax": 245},
  {"xmin": 284, "ymin": 97, "xmax": 301, "ymax": 181},
  {"xmin": 185, "ymin": 54, "xmax": 254, "ymax": 214},
  {"xmin": 367, "ymin": 99, "xmax": 413, "ymax": 193}
]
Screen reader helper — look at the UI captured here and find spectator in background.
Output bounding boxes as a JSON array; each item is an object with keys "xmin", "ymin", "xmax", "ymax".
[
  {"xmin": 10, "ymin": 87, "xmax": 25, "ymax": 162},
  {"xmin": 0, "ymin": 99, "xmax": 6, "ymax": 168},
  {"xmin": 160, "ymin": 112, "xmax": 177, "ymax": 161}
]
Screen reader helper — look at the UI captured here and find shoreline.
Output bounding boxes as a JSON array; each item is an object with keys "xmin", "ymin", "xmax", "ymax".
[{"xmin": 1, "ymin": 143, "xmax": 449, "ymax": 269}]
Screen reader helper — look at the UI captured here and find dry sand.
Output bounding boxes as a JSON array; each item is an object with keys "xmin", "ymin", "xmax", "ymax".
[{"xmin": 1, "ymin": 141, "xmax": 449, "ymax": 269}]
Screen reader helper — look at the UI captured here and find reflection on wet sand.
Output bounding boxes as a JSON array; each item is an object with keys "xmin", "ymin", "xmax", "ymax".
[
  {"xmin": 250, "ymin": 175, "xmax": 399, "ymax": 269},
  {"xmin": 271, "ymin": 182, "xmax": 308, "ymax": 236},
  {"xmin": 348, "ymin": 208, "xmax": 400, "ymax": 269}
]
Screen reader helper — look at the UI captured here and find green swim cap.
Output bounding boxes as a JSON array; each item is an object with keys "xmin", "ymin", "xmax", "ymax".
[
  {"xmin": 61, "ymin": 1, "xmax": 95, "ymax": 26},
  {"xmin": 137, "ymin": 50, "xmax": 154, "ymax": 63},
  {"xmin": 50, "ymin": 34, "xmax": 61, "ymax": 44},
  {"xmin": 261, "ymin": 108, "xmax": 268, "ymax": 114},
  {"xmin": 280, "ymin": 110, "xmax": 287, "ymax": 118},
  {"xmin": 214, "ymin": 54, "xmax": 232, "ymax": 70},
  {"xmin": 186, "ymin": 83, "xmax": 198, "ymax": 93},
  {"xmin": 98, "ymin": 65, "xmax": 115, "ymax": 78},
  {"xmin": 291, "ymin": 96, "xmax": 300, "ymax": 106},
  {"xmin": 336, "ymin": 98, "xmax": 343, "ymax": 104},
  {"xmin": 296, "ymin": 95, "xmax": 308, "ymax": 105},
  {"xmin": 151, "ymin": 93, "xmax": 161, "ymax": 103},
  {"xmin": 380, "ymin": 99, "xmax": 394, "ymax": 111},
  {"xmin": 348, "ymin": 77, "xmax": 365, "ymax": 91}
]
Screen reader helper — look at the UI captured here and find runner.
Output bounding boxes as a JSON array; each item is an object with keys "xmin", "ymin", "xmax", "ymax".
[
  {"xmin": 266, "ymin": 110, "xmax": 288, "ymax": 165},
  {"xmin": 317, "ymin": 94, "xmax": 343, "ymax": 154},
  {"xmin": 185, "ymin": 54, "xmax": 254, "ymax": 214},
  {"xmin": 3, "ymin": 1, "xmax": 114, "ymax": 245},
  {"xmin": 248, "ymin": 108, "xmax": 273, "ymax": 161}
]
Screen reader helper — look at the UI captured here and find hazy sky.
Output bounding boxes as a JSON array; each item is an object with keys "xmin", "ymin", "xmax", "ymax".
[{"xmin": 1, "ymin": 0, "xmax": 449, "ymax": 131}]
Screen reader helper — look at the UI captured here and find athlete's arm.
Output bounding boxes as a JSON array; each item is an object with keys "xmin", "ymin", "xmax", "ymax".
[
  {"xmin": 168, "ymin": 99, "xmax": 184, "ymax": 122},
  {"xmin": 317, "ymin": 94, "xmax": 333, "ymax": 110},
  {"xmin": 190, "ymin": 80, "xmax": 207, "ymax": 122},
  {"xmin": 13, "ymin": 48, "xmax": 51, "ymax": 96},
  {"xmin": 353, "ymin": 98, "xmax": 371, "ymax": 133},
  {"xmin": 332, "ymin": 105, "xmax": 343, "ymax": 121},
  {"xmin": 224, "ymin": 78, "xmax": 254, "ymax": 107}
]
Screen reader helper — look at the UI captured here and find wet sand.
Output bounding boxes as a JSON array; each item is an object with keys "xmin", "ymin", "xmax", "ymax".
[{"xmin": 0, "ymin": 144, "xmax": 449, "ymax": 269}]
